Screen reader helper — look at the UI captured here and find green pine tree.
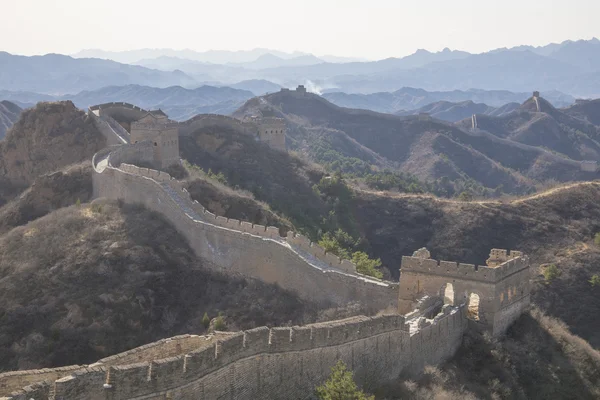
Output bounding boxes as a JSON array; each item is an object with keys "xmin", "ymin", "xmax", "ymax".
[
  {"xmin": 316, "ymin": 361, "xmax": 374, "ymax": 400},
  {"xmin": 201, "ymin": 312, "xmax": 210, "ymax": 329}
]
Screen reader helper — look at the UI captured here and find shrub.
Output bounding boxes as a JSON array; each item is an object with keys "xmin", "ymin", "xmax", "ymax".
[
  {"xmin": 590, "ymin": 274, "xmax": 600, "ymax": 287},
  {"xmin": 202, "ymin": 312, "xmax": 210, "ymax": 329},
  {"xmin": 214, "ymin": 313, "xmax": 226, "ymax": 331},
  {"xmin": 318, "ymin": 229, "xmax": 357, "ymax": 260},
  {"xmin": 316, "ymin": 360, "xmax": 374, "ymax": 400},
  {"xmin": 352, "ymin": 251, "xmax": 383, "ymax": 279},
  {"xmin": 75, "ymin": 198, "xmax": 81, "ymax": 207},
  {"xmin": 458, "ymin": 191, "xmax": 473, "ymax": 202},
  {"xmin": 594, "ymin": 233, "xmax": 600, "ymax": 246},
  {"xmin": 90, "ymin": 203, "xmax": 103, "ymax": 213},
  {"xmin": 543, "ymin": 264, "xmax": 561, "ymax": 282},
  {"xmin": 207, "ymin": 168, "xmax": 228, "ymax": 185}
]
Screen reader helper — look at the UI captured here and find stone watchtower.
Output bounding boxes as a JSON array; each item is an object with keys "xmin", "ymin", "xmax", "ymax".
[
  {"xmin": 398, "ymin": 248, "xmax": 530, "ymax": 336},
  {"xmin": 257, "ymin": 117, "xmax": 286, "ymax": 151},
  {"xmin": 130, "ymin": 110, "xmax": 180, "ymax": 168}
]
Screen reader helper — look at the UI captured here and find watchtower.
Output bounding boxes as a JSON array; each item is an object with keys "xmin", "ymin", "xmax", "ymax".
[
  {"xmin": 398, "ymin": 248, "xmax": 530, "ymax": 336},
  {"xmin": 533, "ymin": 91, "xmax": 540, "ymax": 98},
  {"xmin": 257, "ymin": 117, "xmax": 286, "ymax": 151},
  {"xmin": 130, "ymin": 110, "xmax": 180, "ymax": 168},
  {"xmin": 296, "ymin": 85, "xmax": 307, "ymax": 95}
]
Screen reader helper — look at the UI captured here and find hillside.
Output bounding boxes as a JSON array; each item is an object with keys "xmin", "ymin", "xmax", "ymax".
[
  {"xmin": 395, "ymin": 100, "xmax": 520, "ymax": 122},
  {"xmin": 0, "ymin": 101, "xmax": 22, "ymax": 139},
  {"xmin": 562, "ymin": 99, "xmax": 600, "ymax": 126},
  {"xmin": 323, "ymin": 87, "xmax": 573, "ymax": 114},
  {"xmin": 381, "ymin": 309, "xmax": 600, "ymax": 400},
  {"xmin": 0, "ymin": 101, "xmax": 105, "ymax": 195},
  {"xmin": 0, "ymin": 101, "xmax": 105, "ymax": 206},
  {"xmin": 235, "ymin": 91, "xmax": 598, "ymax": 196},
  {"xmin": 0, "ymin": 199, "xmax": 315, "ymax": 371},
  {"xmin": 456, "ymin": 96, "xmax": 600, "ymax": 161},
  {"xmin": 353, "ymin": 182, "xmax": 600, "ymax": 346}
]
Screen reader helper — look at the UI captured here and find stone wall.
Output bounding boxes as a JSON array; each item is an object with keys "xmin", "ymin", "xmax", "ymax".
[
  {"xmin": 92, "ymin": 160, "xmax": 398, "ymax": 311},
  {"xmin": 0, "ymin": 366, "xmax": 82, "ymax": 397},
  {"xmin": 1, "ymin": 308, "xmax": 467, "ymax": 400},
  {"xmin": 178, "ymin": 114, "xmax": 253, "ymax": 137},
  {"xmin": 91, "ymin": 103, "xmax": 150, "ymax": 123},
  {"xmin": 398, "ymin": 253, "xmax": 530, "ymax": 336},
  {"xmin": 105, "ymin": 142, "xmax": 155, "ymax": 170},
  {"xmin": 88, "ymin": 110, "xmax": 128, "ymax": 146}
]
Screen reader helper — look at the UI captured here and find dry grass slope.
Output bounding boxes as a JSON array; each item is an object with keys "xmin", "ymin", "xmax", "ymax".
[
  {"xmin": 0, "ymin": 199, "xmax": 316, "ymax": 371},
  {"xmin": 379, "ymin": 308, "xmax": 600, "ymax": 400}
]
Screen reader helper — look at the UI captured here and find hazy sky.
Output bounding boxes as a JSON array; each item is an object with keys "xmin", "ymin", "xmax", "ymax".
[{"xmin": 2, "ymin": 0, "xmax": 599, "ymax": 59}]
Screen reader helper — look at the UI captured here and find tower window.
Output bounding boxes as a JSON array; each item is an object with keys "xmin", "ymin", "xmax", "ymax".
[{"xmin": 154, "ymin": 142, "xmax": 157, "ymax": 146}]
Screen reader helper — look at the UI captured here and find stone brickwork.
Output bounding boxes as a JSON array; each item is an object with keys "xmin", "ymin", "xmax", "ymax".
[
  {"xmin": 256, "ymin": 117, "xmax": 286, "ymax": 151},
  {"xmin": 130, "ymin": 114, "xmax": 180, "ymax": 168},
  {"xmin": 89, "ymin": 103, "xmax": 286, "ymax": 152},
  {"xmin": 88, "ymin": 110, "xmax": 128, "ymax": 146},
  {"xmin": 1, "ymin": 308, "xmax": 467, "ymax": 400},
  {"xmin": 91, "ymin": 153, "xmax": 398, "ymax": 311},
  {"xmin": 398, "ymin": 249, "xmax": 530, "ymax": 336}
]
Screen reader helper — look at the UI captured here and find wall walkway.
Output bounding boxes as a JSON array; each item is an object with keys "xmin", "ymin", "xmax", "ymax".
[
  {"xmin": 1, "ymin": 307, "xmax": 467, "ymax": 400},
  {"xmin": 91, "ymin": 148, "xmax": 398, "ymax": 311}
]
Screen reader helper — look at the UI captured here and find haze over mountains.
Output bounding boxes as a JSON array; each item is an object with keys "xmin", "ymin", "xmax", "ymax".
[
  {"xmin": 235, "ymin": 89, "xmax": 600, "ymax": 197},
  {"xmin": 2, "ymin": 38, "xmax": 600, "ymax": 98}
]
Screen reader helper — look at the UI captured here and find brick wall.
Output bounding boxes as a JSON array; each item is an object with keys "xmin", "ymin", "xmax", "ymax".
[
  {"xmin": 1, "ymin": 308, "xmax": 467, "ymax": 400},
  {"xmin": 91, "ymin": 158, "xmax": 398, "ymax": 311}
]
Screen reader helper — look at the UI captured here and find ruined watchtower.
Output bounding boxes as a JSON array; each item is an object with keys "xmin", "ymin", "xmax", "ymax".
[
  {"xmin": 130, "ymin": 110, "xmax": 180, "ymax": 168},
  {"xmin": 398, "ymin": 248, "xmax": 530, "ymax": 336}
]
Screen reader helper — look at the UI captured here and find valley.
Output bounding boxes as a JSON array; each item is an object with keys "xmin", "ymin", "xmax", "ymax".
[{"xmin": 1, "ymin": 17, "xmax": 600, "ymax": 398}]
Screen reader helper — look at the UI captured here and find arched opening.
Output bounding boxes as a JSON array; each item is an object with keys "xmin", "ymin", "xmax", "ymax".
[
  {"xmin": 153, "ymin": 142, "xmax": 157, "ymax": 146},
  {"xmin": 442, "ymin": 283, "xmax": 454, "ymax": 305},
  {"xmin": 467, "ymin": 293, "xmax": 480, "ymax": 321}
]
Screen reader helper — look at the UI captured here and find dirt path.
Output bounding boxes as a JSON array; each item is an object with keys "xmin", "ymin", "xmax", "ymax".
[{"xmin": 357, "ymin": 181, "xmax": 600, "ymax": 206}]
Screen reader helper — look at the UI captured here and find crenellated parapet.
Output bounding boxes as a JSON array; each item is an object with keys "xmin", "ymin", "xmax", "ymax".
[
  {"xmin": 1, "ymin": 307, "xmax": 467, "ymax": 400},
  {"xmin": 91, "ymin": 146, "xmax": 397, "ymax": 313},
  {"xmin": 398, "ymin": 248, "xmax": 530, "ymax": 336},
  {"xmin": 400, "ymin": 252, "xmax": 528, "ymax": 283}
]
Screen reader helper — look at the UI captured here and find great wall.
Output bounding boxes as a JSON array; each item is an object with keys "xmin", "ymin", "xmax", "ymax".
[{"xmin": 1, "ymin": 88, "xmax": 533, "ymax": 399}]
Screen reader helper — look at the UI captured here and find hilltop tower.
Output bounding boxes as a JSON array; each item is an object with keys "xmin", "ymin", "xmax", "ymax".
[
  {"xmin": 398, "ymin": 248, "xmax": 530, "ymax": 336},
  {"xmin": 257, "ymin": 117, "xmax": 286, "ymax": 151},
  {"xmin": 130, "ymin": 110, "xmax": 180, "ymax": 168}
]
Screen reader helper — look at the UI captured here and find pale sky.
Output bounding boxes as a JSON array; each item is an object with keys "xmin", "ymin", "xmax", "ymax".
[{"xmin": 2, "ymin": 0, "xmax": 599, "ymax": 60}]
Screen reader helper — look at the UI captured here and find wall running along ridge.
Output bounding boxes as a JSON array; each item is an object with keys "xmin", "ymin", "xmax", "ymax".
[
  {"xmin": 91, "ymin": 149, "xmax": 398, "ymax": 310},
  {"xmin": 0, "ymin": 307, "xmax": 467, "ymax": 400},
  {"xmin": 89, "ymin": 103, "xmax": 286, "ymax": 151}
]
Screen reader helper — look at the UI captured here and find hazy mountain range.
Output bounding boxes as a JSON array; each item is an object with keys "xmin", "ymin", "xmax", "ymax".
[
  {"xmin": 322, "ymin": 87, "xmax": 575, "ymax": 114},
  {"xmin": 235, "ymin": 90, "xmax": 600, "ymax": 195},
  {"xmin": 0, "ymin": 83, "xmax": 575, "ymax": 124},
  {"xmin": 2, "ymin": 38, "xmax": 600, "ymax": 97}
]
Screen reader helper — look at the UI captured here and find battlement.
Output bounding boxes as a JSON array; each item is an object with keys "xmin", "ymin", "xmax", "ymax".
[
  {"xmin": 92, "ymin": 148, "xmax": 397, "ymax": 314},
  {"xmin": 399, "ymin": 248, "xmax": 530, "ymax": 336},
  {"xmin": 400, "ymin": 255, "xmax": 527, "ymax": 283},
  {"xmin": 89, "ymin": 102, "xmax": 150, "ymax": 113},
  {"xmin": 2, "ymin": 307, "xmax": 467, "ymax": 400}
]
